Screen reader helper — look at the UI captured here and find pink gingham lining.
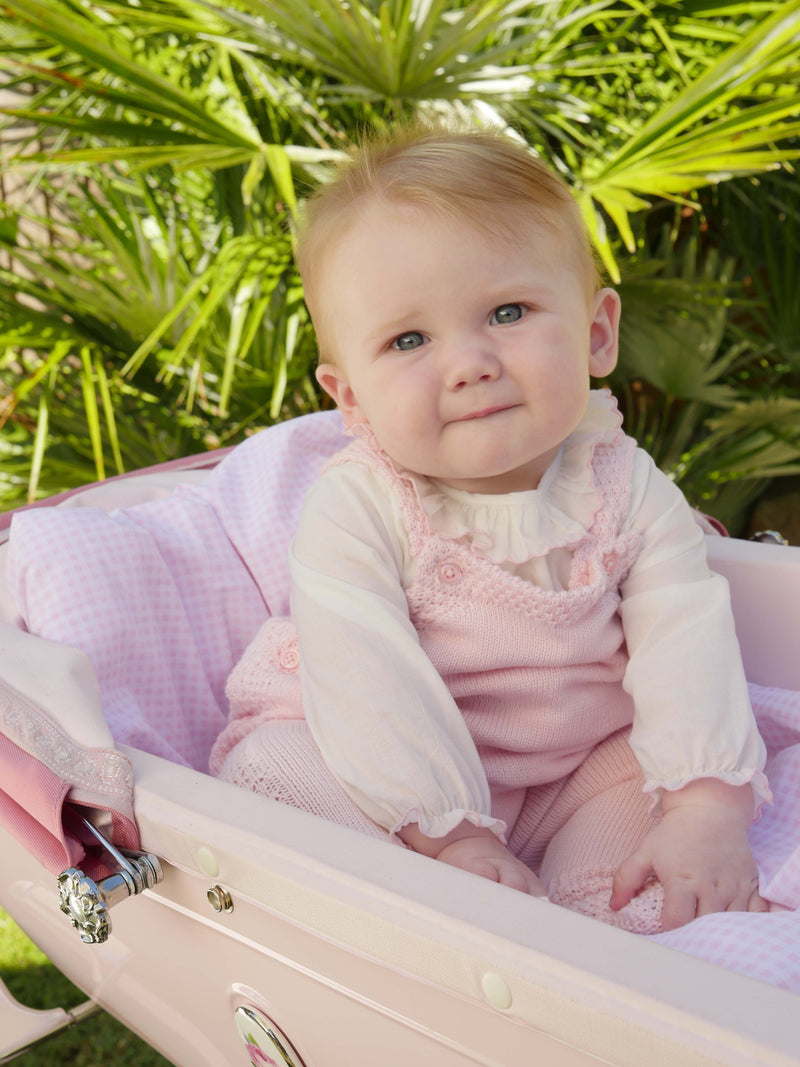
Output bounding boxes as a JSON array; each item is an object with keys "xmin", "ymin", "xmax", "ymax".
[{"xmin": 6, "ymin": 410, "xmax": 348, "ymax": 771}]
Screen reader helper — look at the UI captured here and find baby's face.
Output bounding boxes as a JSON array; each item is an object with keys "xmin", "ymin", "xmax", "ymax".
[{"xmin": 315, "ymin": 201, "xmax": 619, "ymax": 494}]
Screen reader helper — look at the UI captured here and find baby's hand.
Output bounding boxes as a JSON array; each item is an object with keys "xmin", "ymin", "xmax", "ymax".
[
  {"xmin": 611, "ymin": 779, "xmax": 768, "ymax": 931},
  {"xmin": 437, "ymin": 833, "xmax": 546, "ymax": 895},
  {"xmin": 399, "ymin": 821, "xmax": 546, "ymax": 896}
]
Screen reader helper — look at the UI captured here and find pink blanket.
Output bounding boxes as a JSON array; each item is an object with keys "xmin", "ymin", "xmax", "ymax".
[
  {"xmin": 7, "ymin": 411, "xmax": 349, "ymax": 770},
  {"xmin": 5, "ymin": 411, "xmax": 800, "ymax": 992}
]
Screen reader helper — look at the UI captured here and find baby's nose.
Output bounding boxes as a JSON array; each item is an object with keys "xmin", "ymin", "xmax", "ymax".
[{"xmin": 445, "ymin": 346, "xmax": 501, "ymax": 390}]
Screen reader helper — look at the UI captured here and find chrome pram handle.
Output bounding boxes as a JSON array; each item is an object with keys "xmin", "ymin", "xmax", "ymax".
[{"xmin": 57, "ymin": 816, "xmax": 163, "ymax": 944}]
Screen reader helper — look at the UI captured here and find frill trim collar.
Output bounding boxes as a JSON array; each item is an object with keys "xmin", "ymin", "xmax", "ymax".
[{"xmin": 353, "ymin": 390, "xmax": 624, "ymax": 564}]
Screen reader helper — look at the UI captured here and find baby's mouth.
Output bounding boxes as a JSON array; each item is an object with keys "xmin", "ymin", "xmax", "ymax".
[{"xmin": 456, "ymin": 404, "xmax": 516, "ymax": 421}]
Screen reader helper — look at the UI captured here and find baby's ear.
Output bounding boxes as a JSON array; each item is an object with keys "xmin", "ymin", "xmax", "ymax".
[
  {"xmin": 588, "ymin": 288, "xmax": 621, "ymax": 378},
  {"xmin": 315, "ymin": 364, "xmax": 365, "ymax": 429}
]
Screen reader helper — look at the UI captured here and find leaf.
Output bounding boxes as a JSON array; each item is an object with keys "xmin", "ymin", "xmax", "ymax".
[
  {"xmin": 0, "ymin": 336, "xmax": 75, "ymax": 420},
  {"xmin": 263, "ymin": 143, "xmax": 298, "ymax": 220},
  {"xmin": 123, "ymin": 234, "xmax": 291, "ymax": 385},
  {"xmin": 79, "ymin": 345, "xmax": 105, "ymax": 480},
  {"xmin": 578, "ymin": 0, "xmax": 800, "ymax": 240},
  {"xmin": 94, "ymin": 357, "xmax": 125, "ymax": 475},
  {"xmin": 27, "ymin": 364, "xmax": 55, "ymax": 504},
  {"xmin": 575, "ymin": 191, "xmax": 620, "ymax": 283},
  {"xmin": 227, "ymin": 0, "xmax": 557, "ymax": 102},
  {"xmin": 4, "ymin": 0, "xmax": 264, "ymax": 149},
  {"xmin": 270, "ymin": 309, "xmax": 300, "ymax": 419},
  {"xmin": 242, "ymin": 151, "xmax": 267, "ymax": 207},
  {"xmin": 0, "ymin": 208, "xmax": 19, "ymax": 244}
]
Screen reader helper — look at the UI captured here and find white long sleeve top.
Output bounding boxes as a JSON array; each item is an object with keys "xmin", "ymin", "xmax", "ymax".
[{"xmin": 288, "ymin": 392, "xmax": 769, "ymax": 837}]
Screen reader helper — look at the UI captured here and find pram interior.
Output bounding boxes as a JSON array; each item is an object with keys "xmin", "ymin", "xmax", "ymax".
[{"xmin": 1, "ymin": 413, "xmax": 799, "ymax": 1067}]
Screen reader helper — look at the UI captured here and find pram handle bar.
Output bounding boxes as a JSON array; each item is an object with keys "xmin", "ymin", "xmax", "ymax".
[{"xmin": 57, "ymin": 816, "xmax": 163, "ymax": 944}]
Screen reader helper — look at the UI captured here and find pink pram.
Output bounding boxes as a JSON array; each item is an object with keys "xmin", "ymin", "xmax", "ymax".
[{"xmin": 1, "ymin": 411, "xmax": 799, "ymax": 1066}]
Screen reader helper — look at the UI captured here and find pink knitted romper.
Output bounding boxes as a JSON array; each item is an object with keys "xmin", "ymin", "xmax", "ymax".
[{"xmin": 212, "ymin": 428, "xmax": 665, "ymax": 933}]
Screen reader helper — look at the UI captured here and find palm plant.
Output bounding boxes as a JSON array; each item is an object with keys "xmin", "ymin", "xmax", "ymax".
[
  {"xmin": 612, "ymin": 202, "xmax": 800, "ymax": 530},
  {"xmin": 1, "ymin": 0, "xmax": 799, "ymax": 527}
]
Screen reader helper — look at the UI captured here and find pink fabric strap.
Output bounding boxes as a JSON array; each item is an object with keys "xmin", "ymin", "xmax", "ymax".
[
  {"xmin": 0, "ymin": 676, "xmax": 138, "ymax": 876},
  {"xmin": 0, "ymin": 732, "xmax": 139, "ymax": 877}
]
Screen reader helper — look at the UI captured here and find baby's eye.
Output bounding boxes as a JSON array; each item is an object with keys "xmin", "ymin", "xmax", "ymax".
[
  {"xmin": 392, "ymin": 331, "xmax": 426, "ymax": 351},
  {"xmin": 491, "ymin": 303, "xmax": 524, "ymax": 325}
]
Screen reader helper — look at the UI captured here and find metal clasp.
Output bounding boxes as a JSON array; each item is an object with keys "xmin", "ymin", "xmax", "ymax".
[
  {"xmin": 749, "ymin": 529, "xmax": 789, "ymax": 546},
  {"xmin": 57, "ymin": 816, "xmax": 163, "ymax": 944}
]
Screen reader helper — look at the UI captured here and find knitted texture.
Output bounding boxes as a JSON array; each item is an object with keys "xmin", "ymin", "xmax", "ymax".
[
  {"xmin": 508, "ymin": 726, "xmax": 655, "ymax": 867},
  {"xmin": 212, "ymin": 424, "xmax": 662, "ymax": 905},
  {"xmin": 215, "ymin": 719, "xmax": 387, "ymax": 840},
  {"xmin": 325, "ymin": 429, "xmax": 643, "ymax": 793},
  {"xmin": 527, "ymin": 731, "xmax": 663, "ymax": 931},
  {"xmin": 212, "ymin": 429, "xmax": 676, "ymax": 928},
  {"xmin": 209, "ymin": 618, "xmax": 303, "ymax": 774},
  {"xmin": 214, "ymin": 426, "xmax": 644, "ymax": 797},
  {"xmin": 548, "ymin": 866, "xmax": 663, "ymax": 934}
]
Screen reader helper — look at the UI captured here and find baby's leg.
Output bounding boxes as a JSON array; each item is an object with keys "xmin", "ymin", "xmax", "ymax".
[
  {"xmin": 215, "ymin": 719, "xmax": 388, "ymax": 840},
  {"xmin": 539, "ymin": 776, "xmax": 662, "ymax": 933},
  {"xmin": 510, "ymin": 728, "xmax": 663, "ymax": 933}
]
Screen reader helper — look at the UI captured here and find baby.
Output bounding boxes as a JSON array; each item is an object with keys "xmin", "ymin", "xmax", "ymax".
[{"xmin": 210, "ymin": 123, "xmax": 771, "ymax": 933}]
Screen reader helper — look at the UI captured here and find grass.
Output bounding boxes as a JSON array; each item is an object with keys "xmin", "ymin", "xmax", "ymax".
[{"xmin": 0, "ymin": 908, "xmax": 171, "ymax": 1066}]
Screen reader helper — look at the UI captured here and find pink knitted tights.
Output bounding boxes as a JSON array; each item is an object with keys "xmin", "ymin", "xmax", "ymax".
[{"xmin": 215, "ymin": 721, "xmax": 663, "ymax": 933}]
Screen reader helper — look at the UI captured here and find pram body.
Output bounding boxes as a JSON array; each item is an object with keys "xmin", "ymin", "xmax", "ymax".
[{"xmin": 1, "ymin": 413, "xmax": 799, "ymax": 1067}]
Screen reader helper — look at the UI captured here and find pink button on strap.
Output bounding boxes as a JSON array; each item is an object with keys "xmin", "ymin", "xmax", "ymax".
[{"xmin": 438, "ymin": 559, "xmax": 463, "ymax": 583}]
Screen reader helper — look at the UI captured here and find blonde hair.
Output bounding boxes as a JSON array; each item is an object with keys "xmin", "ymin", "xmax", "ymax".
[{"xmin": 296, "ymin": 122, "xmax": 601, "ymax": 357}]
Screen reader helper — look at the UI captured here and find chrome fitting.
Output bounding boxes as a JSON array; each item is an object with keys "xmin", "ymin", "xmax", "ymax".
[
  {"xmin": 57, "ymin": 817, "xmax": 163, "ymax": 944},
  {"xmin": 749, "ymin": 529, "xmax": 789, "ymax": 546}
]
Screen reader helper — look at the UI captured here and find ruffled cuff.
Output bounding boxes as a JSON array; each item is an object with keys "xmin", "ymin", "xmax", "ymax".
[
  {"xmin": 643, "ymin": 768, "xmax": 772, "ymax": 821},
  {"xmin": 390, "ymin": 807, "xmax": 507, "ymax": 843}
]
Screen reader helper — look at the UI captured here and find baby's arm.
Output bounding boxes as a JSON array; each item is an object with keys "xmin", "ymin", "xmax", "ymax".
[
  {"xmin": 291, "ymin": 465, "xmax": 506, "ymax": 843},
  {"xmin": 617, "ymin": 455, "xmax": 771, "ymax": 930},
  {"xmin": 399, "ymin": 821, "xmax": 547, "ymax": 896},
  {"xmin": 610, "ymin": 778, "xmax": 768, "ymax": 930}
]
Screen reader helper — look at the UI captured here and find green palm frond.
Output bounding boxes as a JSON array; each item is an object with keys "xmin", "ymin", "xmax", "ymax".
[
  {"xmin": 220, "ymin": 0, "xmax": 627, "ymax": 106},
  {"xmin": 576, "ymin": 0, "xmax": 800, "ymax": 277},
  {"xmin": 1, "ymin": 0, "xmax": 798, "ymax": 515}
]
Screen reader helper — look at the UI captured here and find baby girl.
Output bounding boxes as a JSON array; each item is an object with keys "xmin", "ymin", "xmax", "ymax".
[{"xmin": 210, "ymin": 123, "xmax": 771, "ymax": 933}]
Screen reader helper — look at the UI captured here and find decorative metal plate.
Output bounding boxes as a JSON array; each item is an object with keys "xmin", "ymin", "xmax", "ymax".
[
  {"xmin": 234, "ymin": 1005, "xmax": 306, "ymax": 1067},
  {"xmin": 56, "ymin": 817, "xmax": 164, "ymax": 944},
  {"xmin": 57, "ymin": 867, "xmax": 112, "ymax": 944}
]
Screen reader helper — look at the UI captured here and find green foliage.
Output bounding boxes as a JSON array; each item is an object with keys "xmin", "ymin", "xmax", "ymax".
[
  {"xmin": 1, "ymin": 0, "xmax": 799, "ymax": 528},
  {"xmin": 609, "ymin": 183, "xmax": 800, "ymax": 531},
  {"xmin": 0, "ymin": 907, "xmax": 169, "ymax": 1064},
  {"xmin": 574, "ymin": 1, "xmax": 800, "ymax": 277}
]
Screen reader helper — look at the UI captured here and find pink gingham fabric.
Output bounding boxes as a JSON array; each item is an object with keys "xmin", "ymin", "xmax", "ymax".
[
  {"xmin": 6, "ymin": 410, "xmax": 348, "ymax": 771},
  {"xmin": 4, "ymin": 410, "xmax": 800, "ymax": 989}
]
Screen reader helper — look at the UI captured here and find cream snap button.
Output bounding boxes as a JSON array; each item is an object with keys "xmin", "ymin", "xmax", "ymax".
[
  {"xmin": 197, "ymin": 846, "xmax": 219, "ymax": 878},
  {"xmin": 481, "ymin": 971, "xmax": 512, "ymax": 1010}
]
